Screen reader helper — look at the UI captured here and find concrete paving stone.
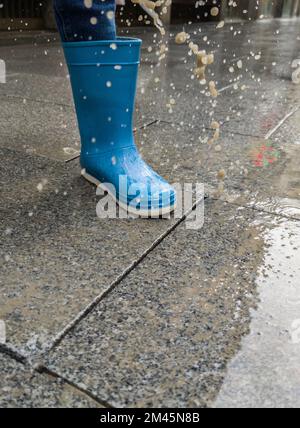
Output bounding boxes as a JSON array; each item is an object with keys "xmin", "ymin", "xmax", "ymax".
[
  {"xmin": 0, "ymin": 36, "xmax": 71, "ymax": 104},
  {"xmin": 137, "ymin": 62, "xmax": 300, "ymax": 138},
  {"xmin": 0, "ymin": 96, "xmax": 80, "ymax": 161},
  {"xmin": 0, "ymin": 31, "xmax": 58, "ymax": 48},
  {"xmin": 135, "ymin": 117, "xmax": 300, "ymax": 219},
  {"xmin": 1, "ymin": 72, "xmax": 296, "ymax": 163},
  {"xmin": 0, "ymin": 34, "xmax": 158, "ymax": 107},
  {"xmin": 0, "ymin": 146, "xmax": 179, "ymax": 356},
  {"xmin": 158, "ymin": 23, "xmax": 297, "ymax": 88},
  {"xmin": 0, "ymin": 352, "xmax": 101, "ymax": 408},
  {"xmin": 1, "ymin": 20, "xmax": 299, "ymax": 153},
  {"xmin": 1, "ymin": 21, "xmax": 299, "ymax": 163},
  {"xmin": 45, "ymin": 199, "xmax": 300, "ymax": 408},
  {"xmin": 131, "ymin": 20, "xmax": 300, "ymax": 136},
  {"xmin": 152, "ymin": 86, "xmax": 298, "ymax": 140}
]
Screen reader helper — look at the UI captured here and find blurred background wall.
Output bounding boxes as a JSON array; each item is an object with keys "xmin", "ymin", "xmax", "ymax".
[{"xmin": 0, "ymin": 0, "xmax": 299, "ymax": 31}]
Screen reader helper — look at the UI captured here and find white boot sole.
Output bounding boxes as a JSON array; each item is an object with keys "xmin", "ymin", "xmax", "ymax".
[{"xmin": 81, "ymin": 169, "xmax": 176, "ymax": 218}]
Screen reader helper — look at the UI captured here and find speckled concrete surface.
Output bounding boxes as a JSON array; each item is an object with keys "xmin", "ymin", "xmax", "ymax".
[
  {"xmin": 0, "ymin": 353, "xmax": 101, "ymax": 408},
  {"xmin": 0, "ymin": 96, "xmax": 80, "ymax": 161},
  {"xmin": 125, "ymin": 21, "xmax": 300, "ymax": 136},
  {"xmin": 1, "ymin": 19, "xmax": 300, "ymax": 408},
  {"xmin": 0, "ymin": 147, "xmax": 178, "ymax": 355},
  {"xmin": 45, "ymin": 200, "xmax": 300, "ymax": 408}
]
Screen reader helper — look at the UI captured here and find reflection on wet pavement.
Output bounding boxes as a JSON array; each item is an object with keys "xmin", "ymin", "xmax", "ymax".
[
  {"xmin": 214, "ymin": 219, "xmax": 300, "ymax": 408},
  {"xmin": 243, "ymin": 108, "xmax": 300, "ymax": 218}
]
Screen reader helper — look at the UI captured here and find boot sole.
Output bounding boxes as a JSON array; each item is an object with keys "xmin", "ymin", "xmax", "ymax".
[{"xmin": 81, "ymin": 169, "xmax": 176, "ymax": 218}]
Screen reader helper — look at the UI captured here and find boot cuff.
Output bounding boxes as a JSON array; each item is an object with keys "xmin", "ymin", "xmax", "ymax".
[{"xmin": 63, "ymin": 37, "xmax": 142, "ymax": 66}]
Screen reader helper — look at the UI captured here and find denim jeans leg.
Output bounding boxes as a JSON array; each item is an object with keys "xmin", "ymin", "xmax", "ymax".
[{"xmin": 53, "ymin": 0, "xmax": 116, "ymax": 42}]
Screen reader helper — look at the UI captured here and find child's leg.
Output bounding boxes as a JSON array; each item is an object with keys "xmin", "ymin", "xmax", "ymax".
[
  {"xmin": 53, "ymin": 0, "xmax": 116, "ymax": 42},
  {"xmin": 54, "ymin": 0, "xmax": 176, "ymax": 217}
]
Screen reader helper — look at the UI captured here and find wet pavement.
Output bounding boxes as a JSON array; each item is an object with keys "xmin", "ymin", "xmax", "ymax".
[{"xmin": 1, "ymin": 19, "xmax": 300, "ymax": 408}]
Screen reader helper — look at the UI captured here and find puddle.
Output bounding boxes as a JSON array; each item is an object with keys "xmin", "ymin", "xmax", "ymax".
[
  {"xmin": 228, "ymin": 120, "xmax": 300, "ymax": 219},
  {"xmin": 253, "ymin": 197, "xmax": 300, "ymax": 219},
  {"xmin": 214, "ymin": 219, "xmax": 300, "ymax": 408},
  {"xmin": 256, "ymin": 135, "xmax": 300, "ymax": 217}
]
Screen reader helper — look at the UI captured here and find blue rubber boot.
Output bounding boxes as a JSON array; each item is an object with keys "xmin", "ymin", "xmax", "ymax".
[{"xmin": 63, "ymin": 38, "xmax": 176, "ymax": 217}]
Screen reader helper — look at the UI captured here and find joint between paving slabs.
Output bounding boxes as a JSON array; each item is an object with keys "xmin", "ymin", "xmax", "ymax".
[
  {"xmin": 0, "ymin": 93, "xmax": 74, "ymax": 110},
  {"xmin": 31, "ymin": 195, "xmax": 205, "ymax": 367},
  {"xmin": 5, "ymin": 94, "xmax": 299, "ymax": 388},
  {"xmin": 0, "ymin": 344, "xmax": 111, "ymax": 408},
  {"xmin": 156, "ymin": 119, "xmax": 262, "ymax": 139},
  {"xmin": 208, "ymin": 194, "xmax": 300, "ymax": 223},
  {"xmin": 4, "ymin": 97, "xmax": 300, "ymax": 364},
  {"xmin": 37, "ymin": 365, "xmax": 114, "ymax": 408},
  {"xmin": 3, "ymin": 193, "xmax": 298, "ymax": 406},
  {"xmin": 0, "ymin": 342, "xmax": 28, "ymax": 365}
]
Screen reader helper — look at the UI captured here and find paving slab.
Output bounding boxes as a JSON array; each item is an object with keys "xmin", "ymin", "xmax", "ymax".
[
  {"xmin": 135, "ymin": 115, "xmax": 300, "ymax": 218},
  {"xmin": 138, "ymin": 64, "xmax": 300, "ymax": 138},
  {"xmin": 0, "ymin": 37, "xmax": 72, "ymax": 104},
  {"xmin": 0, "ymin": 352, "xmax": 101, "ymax": 408},
  {"xmin": 45, "ymin": 199, "xmax": 300, "ymax": 408},
  {"xmin": 1, "ymin": 74, "xmax": 297, "ymax": 162},
  {"xmin": 1, "ymin": 21, "xmax": 299, "ymax": 164},
  {"xmin": 131, "ymin": 20, "xmax": 300, "ymax": 137},
  {"xmin": 0, "ymin": 37, "xmax": 83, "ymax": 162},
  {"xmin": 0, "ymin": 96, "xmax": 80, "ymax": 161},
  {"xmin": 1, "ymin": 20, "xmax": 300, "ymax": 164},
  {"xmin": 0, "ymin": 147, "xmax": 179, "ymax": 356},
  {"xmin": 0, "ymin": 31, "xmax": 159, "ymax": 106}
]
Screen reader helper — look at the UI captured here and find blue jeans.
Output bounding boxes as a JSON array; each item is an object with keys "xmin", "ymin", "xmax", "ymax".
[{"xmin": 53, "ymin": 0, "xmax": 116, "ymax": 42}]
